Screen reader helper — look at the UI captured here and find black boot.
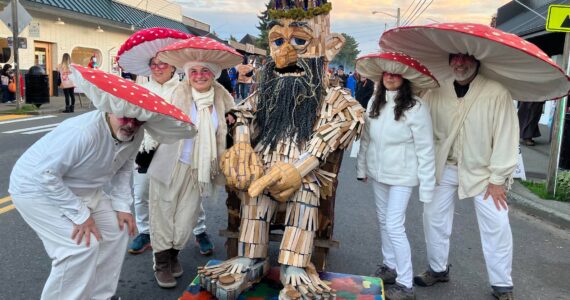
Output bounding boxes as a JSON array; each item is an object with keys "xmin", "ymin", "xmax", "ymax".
[
  {"xmin": 62, "ymin": 106, "xmax": 70, "ymax": 113},
  {"xmin": 69, "ymin": 105, "xmax": 74, "ymax": 113}
]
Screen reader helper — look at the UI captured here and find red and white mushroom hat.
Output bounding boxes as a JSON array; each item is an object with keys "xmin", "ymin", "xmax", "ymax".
[
  {"xmin": 356, "ymin": 52, "xmax": 439, "ymax": 90},
  {"xmin": 380, "ymin": 23, "xmax": 570, "ymax": 101},
  {"xmin": 157, "ymin": 36, "xmax": 243, "ymax": 77},
  {"xmin": 117, "ymin": 27, "xmax": 193, "ymax": 76},
  {"xmin": 70, "ymin": 64, "xmax": 196, "ymax": 143}
]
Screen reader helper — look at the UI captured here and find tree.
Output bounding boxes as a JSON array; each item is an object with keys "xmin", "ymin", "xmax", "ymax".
[
  {"xmin": 256, "ymin": 1, "xmax": 271, "ymax": 51},
  {"xmin": 229, "ymin": 35, "xmax": 238, "ymax": 42},
  {"xmin": 331, "ymin": 33, "xmax": 360, "ymax": 71}
]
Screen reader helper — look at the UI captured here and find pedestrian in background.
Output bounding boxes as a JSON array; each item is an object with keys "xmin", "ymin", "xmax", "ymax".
[
  {"xmin": 1, "ymin": 64, "xmax": 14, "ymax": 103},
  {"xmin": 355, "ymin": 73, "xmax": 375, "ymax": 109},
  {"xmin": 518, "ymin": 101, "xmax": 545, "ymax": 146},
  {"xmin": 58, "ymin": 53, "xmax": 76, "ymax": 113},
  {"xmin": 347, "ymin": 71, "xmax": 357, "ymax": 96},
  {"xmin": 236, "ymin": 56, "xmax": 254, "ymax": 99},
  {"xmin": 356, "ymin": 52, "xmax": 438, "ymax": 300}
]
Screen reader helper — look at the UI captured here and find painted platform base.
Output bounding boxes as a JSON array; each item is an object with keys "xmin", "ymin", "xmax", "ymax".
[{"xmin": 180, "ymin": 260, "xmax": 384, "ymax": 300}]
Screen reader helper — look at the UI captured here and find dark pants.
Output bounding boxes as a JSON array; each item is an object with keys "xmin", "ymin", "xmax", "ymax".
[
  {"xmin": 63, "ymin": 88, "xmax": 75, "ymax": 109},
  {"xmin": 238, "ymin": 83, "xmax": 251, "ymax": 100},
  {"xmin": 2, "ymin": 85, "xmax": 14, "ymax": 103},
  {"xmin": 518, "ymin": 101, "xmax": 544, "ymax": 139}
]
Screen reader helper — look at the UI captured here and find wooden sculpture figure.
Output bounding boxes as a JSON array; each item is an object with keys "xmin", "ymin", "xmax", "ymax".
[{"xmin": 198, "ymin": 1, "xmax": 365, "ymax": 299}]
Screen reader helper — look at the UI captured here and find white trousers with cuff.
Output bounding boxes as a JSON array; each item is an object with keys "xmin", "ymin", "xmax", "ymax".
[
  {"xmin": 12, "ymin": 193, "xmax": 129, "ymax": 300},
  {"xmin": 133, "ymin": 170, "xmax": 206, "ymax": 236},
  {"xmin": 371, "ymin": 180, "xmax": 414, "ymax": 288},
  {"xmin": 422, "ymin": 164, "xmax": 513, "ymax": 287}
]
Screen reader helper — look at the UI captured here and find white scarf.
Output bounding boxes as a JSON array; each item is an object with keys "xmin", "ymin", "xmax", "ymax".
[{"xmin": 191, "ymin": 87, "xmax": 217, "ymax": 196}]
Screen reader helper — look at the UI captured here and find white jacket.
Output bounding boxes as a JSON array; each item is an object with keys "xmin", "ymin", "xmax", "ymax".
[{"xmin": 357, "ymin": 91, "xmax": 436, "ymax": 203}]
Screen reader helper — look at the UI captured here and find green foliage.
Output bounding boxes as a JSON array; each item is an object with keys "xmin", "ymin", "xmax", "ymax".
[
  {"xmin": 520, "ymin": 180, "xmax": 552, "ymax": 200},
  {"xmin": 331, "ymin": 33, "xmax": 360, "ymax": 70},
  {"xmin": 557, "ymin": 170, "xmax": 570, "ymax": 201},
  {"xmin": 0, "ymin": 104, "xmax": 38, "ymax": 114},
  {"xmin": 256, "ymin": 2, "xmax": 271, "ymax": 51},
  {"xmin": 268, "ymin": 3, "xmax": 332, "ymax": 20},
  {"xmin": 229, "ymin": 35, "xmax": 238, "ymax": 42}
]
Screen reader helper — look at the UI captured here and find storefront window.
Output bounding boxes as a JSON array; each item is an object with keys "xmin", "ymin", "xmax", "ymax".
[
  {"xmin": 71, "ymin": 47, "xmax": 102, "ymax": 69},
  {"xmin": 0, "ymin": 38, "xmax": 11, "ymax": 63}
]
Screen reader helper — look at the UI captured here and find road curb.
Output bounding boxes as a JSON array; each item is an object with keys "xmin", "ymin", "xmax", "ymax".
[{"xmin": 508, "ymin": 182, "xmax": 570, "ymax": 230}]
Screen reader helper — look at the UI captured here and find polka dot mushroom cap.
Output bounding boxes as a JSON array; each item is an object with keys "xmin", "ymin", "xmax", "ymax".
[
  {"xmin": 70, "ymin": 64, "xmax": 197, "ymax": 143},
  {"xmin": 380, "ymin": 22, "xmax": 570, "ymax": 101},
  {"xmin": 117, "ymin": 27, "xmax": 193, "ymax": 76},
  {"xmin": 356, "ymin": 51, "xmax": 439, "ymax": 90},
  {"xmin": 157, "ymin": 36, "xmax": 243, "ymax": 76}
]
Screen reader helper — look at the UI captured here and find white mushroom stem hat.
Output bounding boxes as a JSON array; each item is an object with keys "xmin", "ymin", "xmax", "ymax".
[
  {"xmin": 70, "ymin": 64, "xmax": 196, "ymax": 143},
  {"xmin": 380, "ymin": 23, "xmax": 570, "ymax": 101},
  {"xmin": 117, "ymin": 27, "xmax": 192, "ymax": 76},
  {"xmin": 356, "ymin": 51, "xmax": 439, "ymax": 90},
  {"xmin": 157, "ymin": 36, "xmax": 243, "ymax": 79}
]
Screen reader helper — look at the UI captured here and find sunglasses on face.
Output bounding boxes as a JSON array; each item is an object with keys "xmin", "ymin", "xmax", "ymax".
[
  {"xmin": 149, "ymin": 62, "xmax": 170, "ymax": 70},
  {"xmin": 383, "ymin": 72, "xmax": 402, "ymax": 79},
  {"xmin": 117, "ymin": 117, "xmax": 145, "ymax": 126}
]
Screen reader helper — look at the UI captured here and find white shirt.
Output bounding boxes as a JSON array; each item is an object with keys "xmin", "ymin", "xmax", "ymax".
[
  {"xmin": 9, "ymin": 111, "xmax": 143, "ymax": 224},
  {"xmin": 179, "ymin": 102, "xmax": 219, "ymax": 164},
  {"xmin": 357, "ymin": 90, "xmax": 436, "ymax": 203}
]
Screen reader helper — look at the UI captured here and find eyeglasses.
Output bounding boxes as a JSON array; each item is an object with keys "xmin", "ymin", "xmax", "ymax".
[
  {"xmin": 117, "ymin": 117, "xmax": 145, "ymax": 126},
  {"xmin": 383, "ymin": 72, "xmax": 402, "ymax": 79},
  {"xmin": 189, "ymin": 69, "xmax": 213, "ymax": 77},
  {"xmin": 149, "ymin": 62, "xmax": 170, "ymax": 70}
]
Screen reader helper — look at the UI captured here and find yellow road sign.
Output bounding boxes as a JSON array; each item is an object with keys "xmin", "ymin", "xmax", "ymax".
[{"xmin": 547, "ymin": 4, "xmax": 570, "ymax": 32}]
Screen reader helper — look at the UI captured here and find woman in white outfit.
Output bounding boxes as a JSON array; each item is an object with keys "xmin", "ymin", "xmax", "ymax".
[
  {"xmin": 356, "ymin": 52, "xmax": 439, "ymax": 300},
  {"xmin": 145, "ymin": 36, "xmax": 242, "ymax": 288}
]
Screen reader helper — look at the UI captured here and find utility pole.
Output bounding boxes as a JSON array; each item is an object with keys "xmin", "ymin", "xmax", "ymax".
[
  {"xmin": 11, "ymin": 0, "xmax": 21, "ymax": 110},
  {"xmin": 546, "ymin": 32, "xmax": 570, "ymax": 195}
]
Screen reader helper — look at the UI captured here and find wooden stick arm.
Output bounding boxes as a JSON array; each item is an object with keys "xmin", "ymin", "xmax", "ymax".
[{"xmin": 232, "ymin": 124, "xmax": 251, "ymax": 144}]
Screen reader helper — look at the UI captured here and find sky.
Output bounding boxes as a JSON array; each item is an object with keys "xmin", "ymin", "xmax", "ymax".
[{"xmin": 175, "ymin": 0, "xmax": 511, "ymax": 55}]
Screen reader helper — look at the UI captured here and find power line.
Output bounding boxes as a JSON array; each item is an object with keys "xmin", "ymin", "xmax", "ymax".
[
  {"xmin": 407, "ymin": 0, "xmax": 435, "ymax": 26},
  {"xmin": 402, "ymin": 0, "xmax": 425, "ymax": 26},
  {"xmin": 400, "ymin": 0, "xmax": 417, "ymax": 22}
]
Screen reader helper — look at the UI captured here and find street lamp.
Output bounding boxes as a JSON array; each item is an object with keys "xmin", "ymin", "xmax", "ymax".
[{"xmin": 372, "ymin": 8, "xmax": 400, "ymax": 27}]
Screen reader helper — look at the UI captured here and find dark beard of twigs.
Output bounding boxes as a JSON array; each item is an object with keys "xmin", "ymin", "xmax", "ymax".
[{"xmin": 254, "ymin": 57, "xmax": 325, "ymax": 150}]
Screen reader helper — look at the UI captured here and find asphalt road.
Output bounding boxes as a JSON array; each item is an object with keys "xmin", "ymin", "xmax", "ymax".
[{"xmin": 0, "ymin": 111, "xmax": 569, "ymax": 300}]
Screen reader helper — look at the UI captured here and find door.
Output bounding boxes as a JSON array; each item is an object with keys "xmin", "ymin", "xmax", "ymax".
[{"xmin": 34, "ymin": 42, "xmax": 53, "ymax": 96}]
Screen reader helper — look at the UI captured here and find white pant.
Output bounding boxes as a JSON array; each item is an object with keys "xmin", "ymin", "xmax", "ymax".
[
  {"xmin": 133, "ymin": 171, "xmax": 206, "ymax": 236},
  {"xmin": 371, "ymin": 180, "xmax": 413, "ymax": 288},
  {"xmin": 423, "ymin": 164, "xmax": 513, "ymax": 287},
  {"xmin": 12, "ymin": 193, "xmax": 129, "ymax": 300}
]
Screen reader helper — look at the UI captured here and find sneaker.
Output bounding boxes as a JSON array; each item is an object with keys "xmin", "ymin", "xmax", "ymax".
[
  {"xmin": 385, "ymin": 283, "xmax": 416, "ymax": 300},
  {"xmin": 413, "ymin": 265, "xmax": 450, "ymax": 287},
  {"xmin": 373, "ymin": 264, "xmax": 397, "ymax": 284},
  {"xmin": 195, "ymin": 232, "xmax": 214, "ymax": 256},
  {"xmin": 492, "ymin": 286, "xmax": 514, "ymax": 300},
  {"xmin": 128, "ymin": 233, "xmax": 151, "ymax": 254}
]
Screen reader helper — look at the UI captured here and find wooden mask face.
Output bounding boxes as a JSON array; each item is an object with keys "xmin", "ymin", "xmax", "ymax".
[{"xmin": 268, "ymin": 15, "xmax": 344, "ymax": 70}]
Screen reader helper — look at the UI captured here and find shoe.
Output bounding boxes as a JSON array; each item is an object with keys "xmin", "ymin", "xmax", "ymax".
[
  {"xmin": 413, "ymin": 265, "xmax": 450, "ymax": 287},
  {"xmin": 169, "ymin": 248, "xmax": 183, "ymax": 278},
  {"xmin": 128, "ymin": 233, "xmax": 151, "ymax": 254},
  {"xmin": 373, "ymin": 264, "xmax": 397, "ymax": 284},
  {"xmin": 385, "ymin": 283, "xmax": 416, "ymax": 300},
  {"xmin": 154, "ymin": 250, "xmax": 176, "ymax": 288},
  {"xmin": 522, "ymin": 138, "xmax": 535, "ymax": 146},
  {"xmin": 492, "ymin": 286, "xmax": 514, "ymax": 300},
  {"xmin": 195, "ymin": 232, "xmax": 214, "ymax": 256}
]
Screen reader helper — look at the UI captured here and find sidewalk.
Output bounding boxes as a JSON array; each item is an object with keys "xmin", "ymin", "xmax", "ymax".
[
  {"xmin": 0, "ymin": 94, "xmax": 93, "ymax": 115},
  {"xmin": 509, "ymin": 124, "xmax": 570, "ymax": 229}
]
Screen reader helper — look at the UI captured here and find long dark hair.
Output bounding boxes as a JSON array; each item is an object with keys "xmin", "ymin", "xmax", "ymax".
[{"xmin": 369, "ymin": 78, "xmax": 416, "ymax": 121}]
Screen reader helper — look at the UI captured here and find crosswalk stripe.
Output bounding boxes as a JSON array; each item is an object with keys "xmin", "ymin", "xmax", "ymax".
[
  {"xmin": 3, "ymin": 123, "xmax": 60, "ymax": 134},
  {"xmin": 0, "ymin": 115, "xmax": 56, "ymax": 125},
  {"xmin": 0, "ymin": 115, "xmax": 30, "ymax": 121},
  {"xmin": 23, "ymin": 127, "xmax": 59, "ymax": 134}
]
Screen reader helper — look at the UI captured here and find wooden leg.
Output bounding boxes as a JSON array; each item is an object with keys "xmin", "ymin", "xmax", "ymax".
[
  {"xmin": 226, "ymin": 237, "xmax": 238, "ymax": 259},
  {"xmin": 312, "ymin": 246, "xmax": 328, "ymax": 272}
]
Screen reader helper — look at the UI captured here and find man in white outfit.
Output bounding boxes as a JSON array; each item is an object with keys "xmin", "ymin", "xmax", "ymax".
[
  {"xmin": 9, "ymin": 64, "xmax": 195, "ymax": 300},
  {"xmin": 414, "ymin": 53, "xmax": 518, "ymax": 300}
]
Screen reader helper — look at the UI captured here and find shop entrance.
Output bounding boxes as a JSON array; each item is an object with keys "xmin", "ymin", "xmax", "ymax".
[{"xmin": 34, "ymin": 41, "xmax": 53, "ymax": 96}]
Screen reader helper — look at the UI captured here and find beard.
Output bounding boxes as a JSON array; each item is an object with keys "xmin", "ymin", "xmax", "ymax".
[
  {"xmin": 254, "ymin": 57, "xmax": 325, "ymax": 150},
  {"xmin": 115, "ymin": 125, "xmax": 137, "ymax": 142},
  {"xmin": 452, "ymin": 63, "xmax": 478, "ymax": 82}
]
